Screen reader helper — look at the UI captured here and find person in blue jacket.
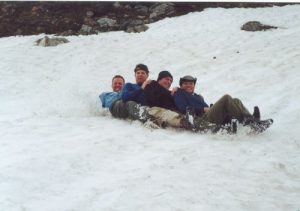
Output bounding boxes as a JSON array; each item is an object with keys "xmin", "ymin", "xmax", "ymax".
[
  {"xmin": 174, "ymin": 76, "xmax": 209, "ymax": 116},
  {"xmin": 99, "ymin": 75, "xmax": 125, "ymax": 109},
  {"xmin": 120, "ymin": 64, "xmax": 148, "ymax": 105},
  {"xmin": 109, "ymin": 64, "xmax": 149, "ymax": 120}
]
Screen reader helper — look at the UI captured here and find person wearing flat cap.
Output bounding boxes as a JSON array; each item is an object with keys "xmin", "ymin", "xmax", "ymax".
[
  {"xmin": 174, "ymin": 75, "xmax": 209, "ymax": 116},
  {"xmin": 174, "ymin": 75, "xmax": 263, "ymax": 127}
]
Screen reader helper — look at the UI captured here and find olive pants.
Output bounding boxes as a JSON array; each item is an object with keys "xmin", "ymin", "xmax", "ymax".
[{"xmin": 203, "ymin": 94, "xmax": 251, "ymax": 124}]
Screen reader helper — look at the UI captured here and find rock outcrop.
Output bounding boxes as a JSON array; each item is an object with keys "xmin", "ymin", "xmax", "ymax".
[{"xmin": 0, "ymin": 2, "xmax": 292, "ymax": 37}]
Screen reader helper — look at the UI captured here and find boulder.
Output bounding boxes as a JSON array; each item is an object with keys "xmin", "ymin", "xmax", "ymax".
[
  {"xmin": 97, "ymin": 17, "xmax": 118, "ymax": 31},
  {"xmin": 241, "ymin": 21, "xmax": 278, "ymax": 31},
  {"xmin": 78, "ymin": 24, "xmax": 93, "ymax": 35},
  {"xmin": 113, "ymin": 2, "xmax": 121, "ymax": 9},
  {"xmin": 36, "ymin": 36, "xmax": 69, "ymax": 47},
  {"xmin": 149, "ymin": 3, "xmax": 176, "ymax": 21},
  {"xmin": 86, "ymin": 10, "xmax": 94, "ymax": 18},
  {"xmin": 134, "ymin": 5, "xmax": 149, "ymax": 16},
  {"xmin": 119, "ymin": 19, "xmax": 148, "ymax": 33},
  {"xmin": 126, "ymin": 25, "xmax": 149, "ymax": 33}
]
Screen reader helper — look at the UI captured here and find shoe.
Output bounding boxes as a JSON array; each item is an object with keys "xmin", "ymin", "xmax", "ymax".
[
  {"xmin": 248, "ymin": 118, "xmax": 273, "ymax": 133},
  {"xmin": 253, "ymin": 106, "xmax": 260, "ymax": 121},
  {"xmin": 231, "ymin": 119, "xmax": 238, "ymax": 134}
]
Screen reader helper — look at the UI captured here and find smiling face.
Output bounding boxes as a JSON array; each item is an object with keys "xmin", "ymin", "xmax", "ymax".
[
  {"xmin": 181, "ymin": 81, "xmax": 195, "ymax": 94},
  {"xmin": 135, "ymin": 70, "xmax": 149, "ymax": 85},
  {"xmin": 158, "ymin": 76, "xmax": 173, "ymax": 90},
  {"xmin": 111, "ymin": 77, "xmax": 125, "ymax": 92}
]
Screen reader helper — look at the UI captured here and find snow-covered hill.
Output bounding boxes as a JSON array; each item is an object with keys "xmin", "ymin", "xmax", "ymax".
[{"xmin": 0, "ymin": 5, "xmax": 300, "ymax": 211}]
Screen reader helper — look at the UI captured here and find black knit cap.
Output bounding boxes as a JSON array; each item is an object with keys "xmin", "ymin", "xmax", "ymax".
[
  {"xmin": 134, "ymin": 64, "xmax": 149, "ymax": 74},
  {"xmin": 179, "ymin": 75, "xmax": 197, "ymax": 86},
  {"xmin": 157, "ymin": 70, "xmax": 173, "ymax": 82}
]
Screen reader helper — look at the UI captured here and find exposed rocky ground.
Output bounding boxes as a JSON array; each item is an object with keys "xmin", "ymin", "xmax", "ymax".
[{"xmin": 0, "ymin": 2, "xmax": 293, "ymax": 37}]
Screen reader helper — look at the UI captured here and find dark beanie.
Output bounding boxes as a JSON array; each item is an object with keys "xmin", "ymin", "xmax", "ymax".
[
  {"xmin": 134, "ymin": 64, "xmax": 149, "ymax": 74},
  {"xmin": 157, "ymin": 70, "xmax": 173, "ymax": 82}
]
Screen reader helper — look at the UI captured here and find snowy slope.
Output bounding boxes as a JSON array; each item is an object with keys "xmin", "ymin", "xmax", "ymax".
[{"xmin": 0, "ymin": 5, "xmax": 300, "ymax": 211}]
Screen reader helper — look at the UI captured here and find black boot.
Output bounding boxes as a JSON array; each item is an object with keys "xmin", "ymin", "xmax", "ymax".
[
  {"xmin": 253, "ymin": 106, "xmax": 260, "ymax": 121},
  {"xmin": 243, "ymin": 116, "xmax": 273, "ymax": 133}
]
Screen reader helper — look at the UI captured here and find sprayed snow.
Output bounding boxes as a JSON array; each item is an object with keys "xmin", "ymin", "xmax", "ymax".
[{"xmin": 0, "ymin": 5, "xmax": 300, "ymax": 211}]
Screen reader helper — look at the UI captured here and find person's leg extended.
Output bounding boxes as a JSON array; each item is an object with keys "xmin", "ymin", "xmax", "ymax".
[
  {"xmin": 147, "ymin": 107, "xmax": 186, "ymax": 128},
  {"xmin": 205, "ymin": 94, "xmax": 251, "ymax": 124},
  {"xmin": 125, "ymin": 101, "xmax": 147, "ymax": 121},
  {"xmin": 109, "ymin": 100, "xmax": 129, "ymax": 119}
]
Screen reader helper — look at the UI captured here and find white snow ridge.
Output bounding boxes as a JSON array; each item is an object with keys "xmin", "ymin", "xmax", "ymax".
[{"xmin": 1, "ymin": 5, "xmax": 300, "ymax": 211}]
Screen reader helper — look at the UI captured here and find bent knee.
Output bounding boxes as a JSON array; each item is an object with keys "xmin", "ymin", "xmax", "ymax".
[{"xmin": 222, "ymin": 94, "xmax": 232, "ymax": 100}]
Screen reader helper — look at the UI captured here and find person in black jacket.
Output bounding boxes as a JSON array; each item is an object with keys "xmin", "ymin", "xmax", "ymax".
[{"xmin": 142, "ymin": 70, "xmax": 178, "ymax": 111}]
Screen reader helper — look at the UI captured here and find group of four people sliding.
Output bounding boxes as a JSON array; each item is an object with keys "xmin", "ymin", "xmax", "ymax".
[{"xmin": 100, "ymin": 64, "xmax": 272, "ymax": 133}]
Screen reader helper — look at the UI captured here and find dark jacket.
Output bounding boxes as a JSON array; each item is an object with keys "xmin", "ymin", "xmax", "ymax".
[
  {"xmin": 143, "ymin": 80, "xmax": 177, "ymax": 110},
  {"xmin": 121, "ymin": 83, "xmax": 147, "ymax": 105},
  {"xmin": 174, "ymin": 88, "xmax": 208, "ymax": 116}
]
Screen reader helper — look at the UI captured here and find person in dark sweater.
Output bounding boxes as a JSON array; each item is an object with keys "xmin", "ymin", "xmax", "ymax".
[{"xmin": 143, "ymin": 70, "xmax": 178, "ymax": 111}]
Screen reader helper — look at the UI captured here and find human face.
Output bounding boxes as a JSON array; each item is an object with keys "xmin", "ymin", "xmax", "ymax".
[
  {"xmin": 112, "ymin": 77, "xmax": 124, "ymax": 92},
  {"xmin": 158, "ymin": 77, "xmax": 173, "ymax": 90},
  {"xmin": 135, "ymin": 70, "xmax": 148, "ymax": 85},
  {"xmin": 181, "ymin": 81, "xmax": 195, "ymax": 94}
]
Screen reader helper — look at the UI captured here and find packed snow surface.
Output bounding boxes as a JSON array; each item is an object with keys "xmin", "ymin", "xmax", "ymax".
[{"xmin": 1, "ymin": 5, "xmax": 300, "ymax": 211}]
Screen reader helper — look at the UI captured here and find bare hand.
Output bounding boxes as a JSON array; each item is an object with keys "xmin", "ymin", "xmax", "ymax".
[
  {"xmin": 170, "ymin": 87, "xmax": 178, "ymax": 96},
  {"xmin": 204, "ymin": 107, "xmax": 210, "ymax": 113},
  {"xmin": 141, "ymin": 80, "xmax": 152, "ymax": 89}
]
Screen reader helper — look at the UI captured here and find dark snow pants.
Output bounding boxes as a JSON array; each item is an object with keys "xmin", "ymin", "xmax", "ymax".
[{"xmin": 110, "ymin": 100, "xmax": 141, "ymax": 120}]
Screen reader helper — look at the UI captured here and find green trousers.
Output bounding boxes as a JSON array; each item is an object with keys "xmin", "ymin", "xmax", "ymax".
[{"xmin": 203, "ymin": 94, "xmax": 251, "ymax": 124}]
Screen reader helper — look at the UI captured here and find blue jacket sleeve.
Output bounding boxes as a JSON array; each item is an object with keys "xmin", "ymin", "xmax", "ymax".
[
  {"xmin": 198, "ymin": 95, "xmax": 209, "ymax": 108},
  {"xmin": 121, "ymin": 83, "xmax": 142, "ymax": 102},
  {"xmin": 99, "ymin": 92, "xmax": 107, "ymax": 108}
]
